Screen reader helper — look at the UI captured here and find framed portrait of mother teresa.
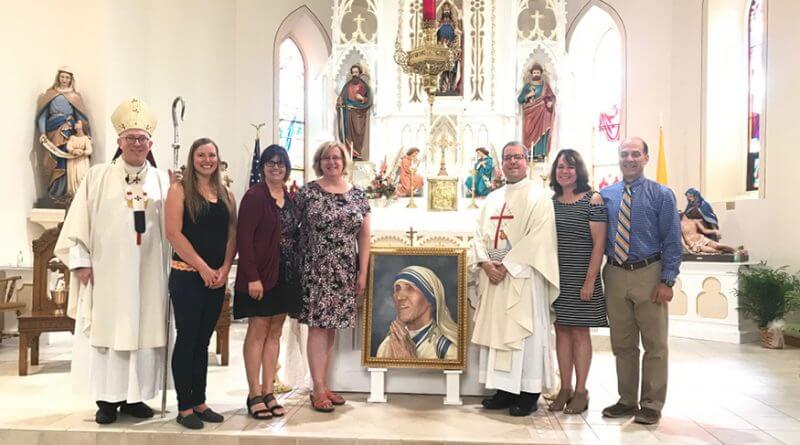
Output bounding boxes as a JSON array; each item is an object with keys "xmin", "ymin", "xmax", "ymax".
[{"xmin": 362, "ymin": 247, "xmax": 468, "ymax": 369}]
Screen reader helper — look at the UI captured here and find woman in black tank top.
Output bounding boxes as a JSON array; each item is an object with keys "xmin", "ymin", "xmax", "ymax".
[{"xmin": 165, "ymin": 138, "xmax": 237, "ymax": 430}]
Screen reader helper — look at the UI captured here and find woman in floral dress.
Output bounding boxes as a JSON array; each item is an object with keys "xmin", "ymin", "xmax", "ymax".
[{"xmin": 296, "ymin": 141, "xmax": 371, "ymax": 412}]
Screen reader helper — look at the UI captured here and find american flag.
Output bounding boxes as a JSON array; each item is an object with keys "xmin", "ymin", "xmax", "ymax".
[{"xmin": 249, "ymin": 136, "xmax": 261, "ymax": 187}]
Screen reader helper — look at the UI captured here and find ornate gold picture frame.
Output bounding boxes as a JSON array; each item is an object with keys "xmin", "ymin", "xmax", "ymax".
[
  {"xmin": 362, "ymin": 247, "xmax": 468, "ymax": 370},
  {"xmin": 427, "ymin": 177, "xmax": 459, "ymax": 211}
]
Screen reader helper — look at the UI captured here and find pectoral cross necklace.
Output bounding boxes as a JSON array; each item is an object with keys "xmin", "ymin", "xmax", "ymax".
[{"xmin": 122, "ymin": 162, "xmax": 149, "ymax": 245}]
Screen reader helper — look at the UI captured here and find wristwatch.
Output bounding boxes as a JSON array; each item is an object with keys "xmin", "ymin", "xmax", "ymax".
[{"xmin": 660, "ymin": 279, "xmax": 675, "ymax": 288}]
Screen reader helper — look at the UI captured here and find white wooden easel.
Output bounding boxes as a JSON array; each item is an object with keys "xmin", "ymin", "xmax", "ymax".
[{"xmin": 367, "ymin": 368, "xmax": 463, "ymax": 405}]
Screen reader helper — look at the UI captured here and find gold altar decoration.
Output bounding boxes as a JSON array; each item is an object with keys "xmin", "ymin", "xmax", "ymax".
[
  {"xmin": 428, "ymin": 177, "xmax": 459, "ymax": 211},
  {"xmin": 433, "ymin": 133, "xmax": 455, "ymax": 177},
  {"xmin": 395, "ymin": 5, "xmax": 461, "ymax": 189},
  {"xmin": 394, "ymin": 20, "xmax": 460, "ymax": 105}
]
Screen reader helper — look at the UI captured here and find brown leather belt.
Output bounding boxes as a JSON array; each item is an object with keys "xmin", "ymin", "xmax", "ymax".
[
  {"xmin": 171, "ymin": 260, "xmax": 197, "ymax": 272},
  {"xmin": 609, "ymin": 253, "xmax": 661, "ymax": 271}
]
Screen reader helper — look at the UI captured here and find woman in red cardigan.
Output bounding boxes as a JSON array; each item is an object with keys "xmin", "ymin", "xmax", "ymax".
[{"xmin": 234, "ymin": 145, "xmax": 301, "ymax": 420}]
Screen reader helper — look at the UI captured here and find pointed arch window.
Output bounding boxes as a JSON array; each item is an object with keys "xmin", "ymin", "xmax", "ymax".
[
  {"xmin": 278, "ymin": 38, "xmax": 306, "ymax": 183},
  {"xmin": 567, "ymin": 5, "xmax": 624, "ymax": 190},
  {"xmin": 746, "ymin": 0, "xmax": 765, "ymax": 191}
]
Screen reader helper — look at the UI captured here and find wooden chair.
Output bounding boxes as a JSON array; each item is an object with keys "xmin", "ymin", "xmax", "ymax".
[
  {"xmin": 0, "ymin": 276, "xmax": 25, "ymax": 342},
  {"xmin": 214, "ymin": 289, "xmax": 231, "ymax": 366},
  {"xmin": 18, "ymin": 225, "xmax": 74, "ymax": 375}
]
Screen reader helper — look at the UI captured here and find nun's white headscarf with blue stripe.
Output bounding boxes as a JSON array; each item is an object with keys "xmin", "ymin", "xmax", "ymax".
[{"xmin": 393, "ymin": 266, "xmax": 458, "ymax": 345}]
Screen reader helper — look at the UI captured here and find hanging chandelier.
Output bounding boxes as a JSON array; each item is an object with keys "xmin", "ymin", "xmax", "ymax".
[{"xmin": 394, "ymin": 0, "xmax": 460, "ymax": 105}]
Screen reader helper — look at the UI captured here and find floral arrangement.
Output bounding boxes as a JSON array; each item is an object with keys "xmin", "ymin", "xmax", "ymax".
[{"xmin": 365, "ymin": 159, "xmax": 396, "ymax": 200}]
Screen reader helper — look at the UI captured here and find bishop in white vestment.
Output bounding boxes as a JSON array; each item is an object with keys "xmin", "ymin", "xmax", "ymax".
[
  {"xmin": 54, "ymin": 97, "xmax": 170, "ymax": 424},
  {"xmin": 470, "ymin": 142, "xmax": 560, "ymax": 416}
]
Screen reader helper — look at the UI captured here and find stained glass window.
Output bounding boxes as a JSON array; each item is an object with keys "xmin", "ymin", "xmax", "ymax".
[
  {"xmin": 278, "ymin": 38, "xmax": 306, "ymax": 184},
  {"xmin": 746, "ymin": 0, "xmax": 765, "ymax": 191}
]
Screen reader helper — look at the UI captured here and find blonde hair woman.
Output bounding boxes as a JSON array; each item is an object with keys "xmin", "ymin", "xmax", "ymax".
[
  {"xmin": 295, "ymin": 141, "xmax": 371, "ymax": 412},
  {"xmin": 165, "ymin": 137, "xmax": 237, "ymax": 429}
]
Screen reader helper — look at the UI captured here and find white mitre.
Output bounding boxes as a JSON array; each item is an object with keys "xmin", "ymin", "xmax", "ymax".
[{"xmin": 110, "ymin": 97, "xmax": 157, "ymax": 135}]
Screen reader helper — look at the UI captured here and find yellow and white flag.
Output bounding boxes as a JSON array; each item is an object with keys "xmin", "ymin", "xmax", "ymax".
[{"xmin": 656, "ymin": 125, "xmax": 668, "ymax": 185}]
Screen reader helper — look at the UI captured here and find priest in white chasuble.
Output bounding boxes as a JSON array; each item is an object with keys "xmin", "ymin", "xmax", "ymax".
[
  {"xmin": 55, "ymin": 97, "xmax": 171, "ymax": 425},
  {"xmin": 470, "ymin": 141, "xmax": 560, "ymax": 417}
]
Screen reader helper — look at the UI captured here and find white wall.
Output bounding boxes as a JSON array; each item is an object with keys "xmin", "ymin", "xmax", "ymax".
[{"xmin": 703, "ymin": 0, "xmax": 749, "ymax": 202}]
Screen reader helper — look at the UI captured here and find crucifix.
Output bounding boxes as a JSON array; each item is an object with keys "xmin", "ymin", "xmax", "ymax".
[
  {"xmin": 406, "ymin": 226, "xmax": 418, "ymax": 246},
  {"xmin": 489, "ymin": 203, "xmax": 514, "ymax": 248},
  {"xmin": 435, "ymin": 134, "xmax": 453, "ymax": 176}
]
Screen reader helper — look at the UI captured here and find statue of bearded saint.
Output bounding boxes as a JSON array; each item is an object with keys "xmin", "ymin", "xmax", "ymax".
[
  {"xmin": 436, "ymin": 2, "xmax": 463, "ymax": 95},
  {"xmin": 335, "ymin": 64, "xmax": 372, "ymax": 161},
  {"xmin": 36, "ymin": 68, "xmax": 93, "ymax": 203},
  {"xmin": 517, "ymin": 63, "xmax": 556, "ymax": 161}
]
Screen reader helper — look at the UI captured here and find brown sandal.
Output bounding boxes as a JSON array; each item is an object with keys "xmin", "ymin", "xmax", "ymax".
[
  {"xmin": 548, "ymin": 388, "xmax": 573, "ymax": 412},
  {"xmin": 326, "ymin": 390, "xmax": 345, "ymax": 406},
  {"xmin": 564, "ymin": 390, "xmax": 589, "ymax": 414},
  {"xmin": 309, "ymin": 394, "xmax": 335, "ymax": 413}
]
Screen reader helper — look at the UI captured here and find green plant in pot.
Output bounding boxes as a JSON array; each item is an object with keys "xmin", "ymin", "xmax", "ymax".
[{"xmin": 736, "ymin": 265, "xmax": 800, "ymax": 349}]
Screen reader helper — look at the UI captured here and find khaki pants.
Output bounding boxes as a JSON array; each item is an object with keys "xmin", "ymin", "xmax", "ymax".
[{"xmin": 603, "ymin": 260, "xmax": 668, "ymax": 412}]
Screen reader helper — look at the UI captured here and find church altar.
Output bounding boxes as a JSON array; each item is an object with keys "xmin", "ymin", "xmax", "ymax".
[
  {"xmin": 324, "ymin": 0, "xmax": 567, "ymax": 396},
  {"xmin": 669, "ymin": 261, "xmax": 759, "ymax": 344},
  {"xmin": 330, "ymin": 0, "xmax": 567, "ymax": 236}
]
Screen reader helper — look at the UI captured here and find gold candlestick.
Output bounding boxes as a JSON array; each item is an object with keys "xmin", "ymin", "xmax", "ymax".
[
  {"xmin": 407, "ymin": 166, "xmax": 418, "ymax": 208},
  {"xmin": 438, "ymin": 145, "xmax": 448, "ymax": 176},
  {"xmin": 468, "ymin": 168, "xmax": 479, "ymax": 208}
]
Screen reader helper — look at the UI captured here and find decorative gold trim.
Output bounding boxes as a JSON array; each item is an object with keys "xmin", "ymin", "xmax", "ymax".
[
  {"xmin": 397, "ymin": 0, "xmax": 405, "ymax": 110},
  {"xmin": 427, "ymin": 177, "xmax": 460, "ymax": 211},
  {"xmin": 491, "ymin": 0, "xmax": 496, "ymax": 109},
  {"xmin": 470, "ymin": 0, "xmax": 485, "ymax": 101},
  {"xmin": 408, "ymin": 0, "xmax": 423, "ymax": 102},
  {"xmin": 361, "ymin": 247, "xmax": 468, "ymax": 370}
]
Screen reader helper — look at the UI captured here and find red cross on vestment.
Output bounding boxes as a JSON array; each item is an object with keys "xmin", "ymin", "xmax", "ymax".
[{"xmin": 489, "ymin": 202, "xmax": 514, "ymax": 248}]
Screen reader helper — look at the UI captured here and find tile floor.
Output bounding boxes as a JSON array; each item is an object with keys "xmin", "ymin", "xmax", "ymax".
[{"xmin": 0, "ymin": 324, "xmax": 798, "ymax": 444}]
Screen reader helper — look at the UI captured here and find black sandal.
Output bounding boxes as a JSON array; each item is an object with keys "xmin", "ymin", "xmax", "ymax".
[
  {"xmin": 246, "ymin": 395, "xmax": 272, "ymax": 420},
  {"xmin": 263, "ymin": 393, "xmax": 286, "ymax": 417}
]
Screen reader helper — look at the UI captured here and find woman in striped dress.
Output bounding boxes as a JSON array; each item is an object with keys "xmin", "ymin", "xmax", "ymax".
[{"xmin": 548, "ymin": 149, "xmax": 608, "ymax": 414}]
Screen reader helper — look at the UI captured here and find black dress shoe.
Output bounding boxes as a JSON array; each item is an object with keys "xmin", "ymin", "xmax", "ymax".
[
  {"xmin": 194, "ymin": 407, "xmax": 224, "ymax": 423},
  {"xmin": 176, "ymin": 412, "xmax": 204, "ymax": 430},
  {"xmin": 481, "ymin": 390, "xmax": 517, "ymax": 410},
  {"xmin": 95, "ymin": 401, "xmax": 120, "ymax": 424},
  {"xmin": 95, "ymin": 407, "xmax": 118, "ymax": 424},
  {"xmin": 120, "ymin": 402, "xmax": 155, "ymax": 418},
  {"xmin": 509, "ymin": 392, "xmax": 540, "ymax": 417}
]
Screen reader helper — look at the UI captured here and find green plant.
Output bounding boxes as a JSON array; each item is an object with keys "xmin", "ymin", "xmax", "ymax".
[{"xmin": 736, "ymin": 265, "xmax": 800, "ymax": 328}]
